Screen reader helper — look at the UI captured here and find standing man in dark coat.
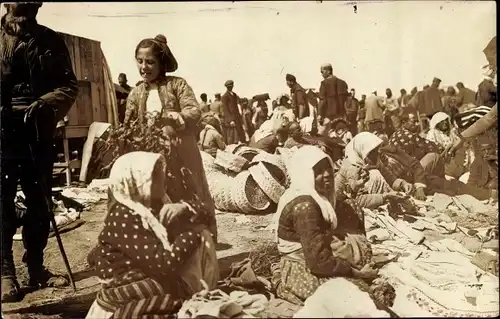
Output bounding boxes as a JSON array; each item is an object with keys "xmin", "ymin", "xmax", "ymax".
[
  {"xmin": 221, "ymin": 80, "xmax": 245, "ymax": 144},
  {"xmin": 317, "ymin": 63, "xmax": 349, "ymax": 126},
  {"xmin": 344, "ymin": 88, "xmax": 360, "ymax": 135},
  {"xmin": 116, "ymin": 73, "xmax": 131, "ymax": 124},
  {"xmin": 286, "ymin": 73, "xmax": 309, "ymax": 120},
  {"xmin": 1, "ymin": 3, "xmax": 78, "ymax": 302}
]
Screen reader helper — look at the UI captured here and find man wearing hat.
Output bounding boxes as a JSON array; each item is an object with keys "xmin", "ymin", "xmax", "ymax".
[
  {"xmin": 221, "ymin": 80, "xmax": 245, "ymax": 144},
  {"xmin": 285, "ymin": 73, "xmax": 309, "ymax": 120},
  {"xmin": 1, "ymin": 2, "xmax": 78, "ymax": 301},
  {"xmin": 317, "ymin": 63, "xmax": 349, "ymax": 125}
]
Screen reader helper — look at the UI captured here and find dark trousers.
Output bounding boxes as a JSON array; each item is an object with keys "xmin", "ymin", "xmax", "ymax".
[{"xmin": 1, "ymin": 111, "xmax": 54, "ymax": 277}]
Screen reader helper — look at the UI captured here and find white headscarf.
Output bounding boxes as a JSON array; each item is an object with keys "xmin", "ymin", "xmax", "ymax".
[
  {"xmin": 109, "ymin": 151, "xmax": 173, "ymax": 251},
  {"xmin": 429, "ymin": 112, "xmax": 450, "ymax": 130},
  {"xmin": 426, "ymin": 112, "xmax": 456, "ymax": 149},
  {"xmin": 343, "ymin": 132, "xmax": 384, "ymax": 167},
  {"xmin": 273, "ymin": 145, "xmax": 337, "ymax": 252}
]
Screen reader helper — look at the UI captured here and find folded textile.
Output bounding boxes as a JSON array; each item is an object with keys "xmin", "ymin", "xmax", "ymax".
[
  {"xmin": 367, "ymin": 228, "xmax": 391, "ymax": 243},
  {"xmin": 222, "ymin": 258, "xmax": 272, "ymax": 295},
  {"xmin": 177, "ymin": 288, "xmax": 268, "ymax": 318},
  {"xmin": 293, "ymin": 278, "xmax": 391, "ymax": 318}
]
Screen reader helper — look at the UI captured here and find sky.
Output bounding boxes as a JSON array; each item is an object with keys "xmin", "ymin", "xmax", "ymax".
[{"xmin": 17, "ymin": 1, "xmax": 496, "ymax": 99}]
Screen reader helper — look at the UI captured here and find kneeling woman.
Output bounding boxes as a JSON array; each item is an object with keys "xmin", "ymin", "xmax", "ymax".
[
  {"xmin": 272, "ymin": 145, "xmax": 378, "ymax": 305},
  {"xmin": 86, "ymin": 152, "xmax": 218, "ymax": 318}
]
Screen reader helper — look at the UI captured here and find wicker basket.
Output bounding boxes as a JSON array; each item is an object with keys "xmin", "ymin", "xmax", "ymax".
[
  {"xmin": 231, "ymin": 171, "xmax": 271, "ymax": 214},
  {"xmin": 253, "ymin": 151, "xmax": 289, "ymax": 186},
  {"xmin": 233, "ymin": 146, "xmax": 262, "ymax": 162},
  {"xmin": 210, "ymin": 173, "xmax": 238, "ymax": 211},
  {"xmin": 248, "ymin": 162, "xmax": 286, "ymax": 204},
  {"xmin": 214, "ymin": 149, "xmax": 249, "ymax": 173}
]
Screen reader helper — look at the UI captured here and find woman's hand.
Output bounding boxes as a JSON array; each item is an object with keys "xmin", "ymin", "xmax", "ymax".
[
  {"xmin": 352, "ymin": 263, "xmax": 379, "ymax": 281},
  {"xmin": 383, "ymin": 192, "xmax": 409, "ymax": 203},
  {"xmin": 414, "ymin": 187, "xmax": 426, "ymax": 201},
  {"xmin": 166, "ymin": 112, "xmax": 186, "ymax": 130},
  {"xmin": 400, "ymin": 181, "xmax": 414, "ymax": 194},
  {"xmin": 159, "ymin": 203, "xmax": 191, "ymax": 225}
]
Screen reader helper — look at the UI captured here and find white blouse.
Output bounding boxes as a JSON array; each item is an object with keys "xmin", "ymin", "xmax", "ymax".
[{"xmin": 147, "ymin": 88, "xmax": 163, "ymax": 114}]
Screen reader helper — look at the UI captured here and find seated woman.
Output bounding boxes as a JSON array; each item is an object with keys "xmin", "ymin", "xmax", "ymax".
[
  {"xmin": 271, "ymin": 145, "xmax": 379, "ymax": 306},
  {"xmin": 86, "ymin": 152, "xmax": 218, "ymax": 318},
  {"xmin": 335, "ymin": 132, "xmax": 409, "ymax": 209},
  {"xmin": 426, "ymin": 112, "xmax": 465, "ymax": 178},
  {"xmin": 198, "ymin": 112, "xmax": 226, "ymax": 157}
]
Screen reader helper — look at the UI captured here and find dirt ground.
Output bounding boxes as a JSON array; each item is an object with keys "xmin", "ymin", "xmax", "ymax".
[{"xmin": 2, "ymin": 201, "xmax": 300, "ymax": 318}]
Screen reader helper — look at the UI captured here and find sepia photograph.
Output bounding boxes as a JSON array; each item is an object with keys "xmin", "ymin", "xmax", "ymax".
[{"xmin": 1, "ymin": 1, "xmax": 498, "ymax": 318}]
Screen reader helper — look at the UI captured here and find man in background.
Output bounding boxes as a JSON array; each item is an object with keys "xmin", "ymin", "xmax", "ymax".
[
  {"xmin": 199, "ymin": 93, "xmax": 209, "ymax": 113},
  {"xmin": 1, "ymin": 2, "xmax": 78, "ymax": 302},
  {"xmin": 456, "ymin": 82, "xmax": 476, "ymax": 109},
  {"xmin": 398, "ymin": 88, "xmax": 410, "ymax": 108},
  {"xmin": 286, "ymin": 73, "xmax": 309, "ymax": 119},
  {"xmin": 384, "ymin": 88, "xmax": 401, "ymax": 136},
  {"xmin": 357, "ymin": 94, "xmax": 367, "ymax": 133},
  {"xmin": 344, "ymin": 88, "xmax": 359, "ymax": 135},
  {"xmin": 364, "ymin": 90, "xmax": 385, "ymax": 125},
  {"xmin": 222, "ymin": 80, "xmax": 245, "ymax": 144},
  {"xmin": 317, "ymin": 63, "xmax": 349, "ymax": 125},
  {"xmin": 116, "ymin": 73, "xmax": 131, "ymax": 123}
]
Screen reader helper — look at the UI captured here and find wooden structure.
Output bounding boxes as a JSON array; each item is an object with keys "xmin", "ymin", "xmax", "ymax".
[{"xmin": 54, "ymin": 32, "xmax": 119, "ymax": 185}]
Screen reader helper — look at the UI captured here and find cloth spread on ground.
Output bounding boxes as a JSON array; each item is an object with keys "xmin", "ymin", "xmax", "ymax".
[
  {"xmin": 178, "ymin": 287, "xmax": 268, "ymax": 318},
  {"xmin": 221, "ymin": 258, "xmax": 272, "ymax": 295},
  {"xmin": 293, "ymin": 278, "xmax": 391, "ymax": 318}
]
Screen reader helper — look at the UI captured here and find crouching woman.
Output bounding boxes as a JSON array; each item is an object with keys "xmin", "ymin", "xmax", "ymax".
[
  {"xmin": 86, "ymin": 152, "xmax": 218, "ymax": 318},
  {"xmin": 271, "ymin": 145, "xmax": 378, "ymax": 305}
]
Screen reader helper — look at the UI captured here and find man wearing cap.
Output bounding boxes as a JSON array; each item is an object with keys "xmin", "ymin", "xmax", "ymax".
[
  {"xmin": 221, "ymin": 80, "xmax": 245, "ymax": 144},
  {"xmin": 1, "ymin": 2, "xmax": 78, "ymax": 302},
  {"xmin": 286, "ymin": 73, "xmax": 309, "ymax": 120},
  {"xmin": 317, "ymin": 63, "xmax": 349, "ymax": 125}
]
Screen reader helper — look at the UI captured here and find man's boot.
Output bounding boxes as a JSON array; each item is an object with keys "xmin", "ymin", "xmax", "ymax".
[
  {"xmin": 25, "ymin": 257, "xmax": 69, "ymax": 289},
  {"xmin": 1, "ymin": 257, "xmax": 21, "ymax": 303}
]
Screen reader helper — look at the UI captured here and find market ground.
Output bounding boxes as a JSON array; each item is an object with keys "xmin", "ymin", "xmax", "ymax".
[{"xmin": 2, "ymin": 199, "xmax": 496, "ymax": 318}]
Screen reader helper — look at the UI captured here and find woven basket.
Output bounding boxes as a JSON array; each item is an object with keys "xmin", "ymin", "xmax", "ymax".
[
  {"xmin": 225, "ymin": 144, "xmax": 243, "ymax": 154},
  {"xmin": 214, "ymin": 149, "xmax": 249, "ymax": 173},
  {"xmin": 231, "ymin": 171, "xmax": 271, "ymax": 214},
  {"xmin": 248, "ymin": 162, "xmax": 286, "ymax": 204},
  {"xmin": 253, "ymin": 151, "xmax": 289, "ymax": 186},
  {"xmin": 210, "ymin": 173, "xmax": 238, "ymax": 211},
  {"xmin": 233, "ymin": 146, "xmax": 262, "ymax": 162}
]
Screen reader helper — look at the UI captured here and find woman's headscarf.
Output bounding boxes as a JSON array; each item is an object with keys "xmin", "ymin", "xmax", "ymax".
[
  {"xmin": 273, "ymin": 146, "xmax": 338, "ymax": 251},
  {"xmin": 253, "ymin": 117, "xmax": 289, "ymax": 143},
  {"xmin": 343, "ymin": 132, "xmax": 384, "ymax": 167},
  {"xmin": 109, "ymin": 152, "xmax": 173, "ymax": 251},
  {"xmin": 429, "ymin": 112, "xmax": 450, "ymax": 130}
]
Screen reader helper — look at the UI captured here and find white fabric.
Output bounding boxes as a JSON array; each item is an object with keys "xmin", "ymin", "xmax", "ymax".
[
  {"xmin": 146, "ymin": 88, "xmax": 163, "ymax": 114},
  {"xmin": 299, "ymin": 116, "xmax": 315, "ymax": 134},
  {"xmin": 273, "ymin": 145, "xmax": 337, "ymax": 253},
  {"xmin": 426, "ymin": 112, "xmax": 460, "ymax": 149},
  {"xmin": 343, "ymin": 132, "xmax": 384, "ymax": 167},
  {"xmin": 293, "ymin": 278, "xmax": 390, "ymax": 318},
  {"xmin": 109, "ymin": 152, "xmax": 173, "ymax": 251}
]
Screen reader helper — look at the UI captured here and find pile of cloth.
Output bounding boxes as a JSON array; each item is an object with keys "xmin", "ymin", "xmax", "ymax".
[
  {"xmin": 359, "ymin": 193, "xmax": 499, "ymax": 317},
  {"xmin": 201, "ymin": 144, "xmax": 292, "ymax": 214}
]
